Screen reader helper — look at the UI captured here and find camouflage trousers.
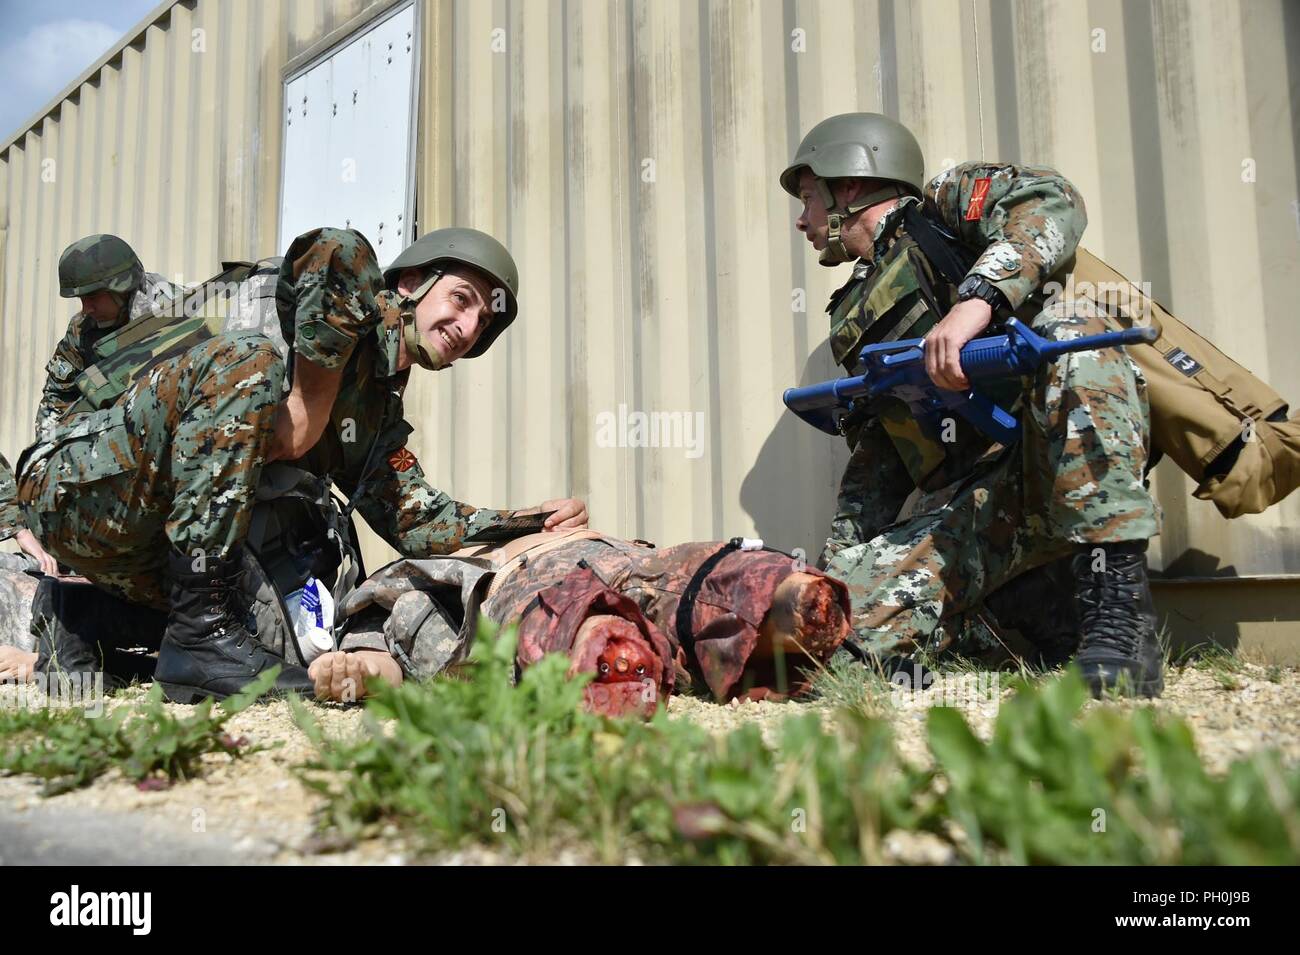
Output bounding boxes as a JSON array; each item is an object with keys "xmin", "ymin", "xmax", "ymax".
[
  {"xmin": 17, "ymin": 333, "xmax": 284, "ymax": 608},
  {"xmin": 820, "ymin": 303, "xmax": 1160, "ymax": 659}
]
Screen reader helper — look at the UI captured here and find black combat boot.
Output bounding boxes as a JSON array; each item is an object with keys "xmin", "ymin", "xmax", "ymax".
[
  {"xmin": 983, "ymin": 558, "xmax": 1081, "ymax": 669},
  {"xmin": 1071, "ymin": 542, "xmax": 1164, "ymax": 698},
  {"xmin": 154, "ymin": 547, "xmax": 315, "ymax": 703},
  {"xmin": 32, "ymin": 578, "xmax": 166, "ymax": 687}
]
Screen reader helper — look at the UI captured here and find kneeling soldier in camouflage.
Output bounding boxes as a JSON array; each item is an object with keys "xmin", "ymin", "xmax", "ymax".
[
  {"xmin": 34, "ymin": 235, "xmax": 182, "ymax": 443},
  {"xmin": 17, "ymin": 228, "xmax": 585, "ymax": 701},
  {"xmin": 782, "ymin": 113, "xmax": 1162, "ymax": 697}
]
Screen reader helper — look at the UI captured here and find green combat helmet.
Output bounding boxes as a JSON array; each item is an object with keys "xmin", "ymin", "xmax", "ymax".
[
  {"xmin": 58, "ymin": 234, "xmax": 145, "ymax": 298},
  {"xmin": 382, "ymin": 227, "xmax": 520, "ymax": 367},
  {"xmin": 780, "ymin": 112, "xmax": 925, "ymax": 266}
]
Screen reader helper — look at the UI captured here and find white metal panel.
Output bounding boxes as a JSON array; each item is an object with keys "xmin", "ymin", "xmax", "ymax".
[{"xmin": 278, "ymin": 2, "xmax": 416, "ymax": 265}]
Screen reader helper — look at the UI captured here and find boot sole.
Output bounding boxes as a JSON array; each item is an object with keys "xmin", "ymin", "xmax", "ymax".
[
  {"xmin": 158, "ymin": 682, "xmax": 224, "ymax": 704},
  {"xmin": 157, "ymin": 682, "xmax": 311, "ymax": 705}
]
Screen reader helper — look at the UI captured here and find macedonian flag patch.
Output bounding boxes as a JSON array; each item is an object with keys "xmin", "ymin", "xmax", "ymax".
[
  {"xmin": 388, "ymin": 448, "xmax": 418, "ymax": 473},
  {"xmin": 964, "ymin": 177, "xmax": 992, "ymax": 221}
]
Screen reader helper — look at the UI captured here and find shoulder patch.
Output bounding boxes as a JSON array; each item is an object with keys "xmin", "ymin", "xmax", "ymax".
[
  {"xmin": 388, "ymin": 448, "xmax": 418, "ymax": 473},
  {"xmin": 964, "ymin": 177, "xmax": 993, "ymax": 221}
]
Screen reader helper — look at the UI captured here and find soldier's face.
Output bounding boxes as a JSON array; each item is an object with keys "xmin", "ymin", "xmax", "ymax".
[
  {"xmin": 401, "ymin": 266, "xmax": 494, "ymax": 363},
  {"xmin": 794, "ymin": 170, "xmax": 831, "ymax": 251},
  {"xmin": 78, "ymin": 290, "xmax": 125, "ymax": 326}
]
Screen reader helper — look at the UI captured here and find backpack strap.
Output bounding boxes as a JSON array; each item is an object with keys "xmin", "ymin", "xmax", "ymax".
[
  {"xmin": 902, "ymin": 203, "xmax": 979, "ymax": 287},
  {"xmin": 248, "ymin": 462, "xmax": 365, "ymax": 612}
]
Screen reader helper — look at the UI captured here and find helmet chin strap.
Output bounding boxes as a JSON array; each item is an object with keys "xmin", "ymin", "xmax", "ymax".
[
  {"xmin": 400, "ymin": 270, "xmax": 452, "ymax": 371},
  {"xmin": 816, "ymin": 178, "xmax": 909, "ymax": 267}
]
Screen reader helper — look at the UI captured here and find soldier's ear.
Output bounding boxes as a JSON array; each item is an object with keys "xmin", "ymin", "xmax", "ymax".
[
  {"xmin": 837, "ymin": 177, "xmax": 868, "ymax": 205},
  {"xmin": 395, "ymin": 268, "xmax": 426, "ymax": 297}
]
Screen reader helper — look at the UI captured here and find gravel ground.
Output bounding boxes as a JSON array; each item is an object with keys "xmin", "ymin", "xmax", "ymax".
[{"xmin": 1, "ymin": 660, "xmax": 1297, "ymax": 865}]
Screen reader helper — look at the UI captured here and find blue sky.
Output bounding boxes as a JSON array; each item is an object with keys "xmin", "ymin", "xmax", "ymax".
[{"xmin": 0, "ymin": 0, "xmax": 160, "ymax": 143}]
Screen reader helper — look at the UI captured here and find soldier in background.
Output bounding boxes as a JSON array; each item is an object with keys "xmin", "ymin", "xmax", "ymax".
[
  {"xmin": 35, "ymin": 235, "xmax": 181, "ymax": 442},
  {"xmin": 781, "ymin": 112, "xmax": 1163, "ymax": 697}
]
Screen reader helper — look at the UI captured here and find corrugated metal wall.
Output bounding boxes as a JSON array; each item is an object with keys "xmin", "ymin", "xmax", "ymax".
[{"xmin": 2, "ymin": 0, "xmax": 1298, "ymax": 582}]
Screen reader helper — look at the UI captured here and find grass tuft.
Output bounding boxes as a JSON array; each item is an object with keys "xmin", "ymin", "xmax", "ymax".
[
  {"xmin": 296, "ymin": 622, "xmax": 1300, "ymax": 865},
  {"xmin": 0, "ymin": 668, "xmax": 277, "ymax": 795}
]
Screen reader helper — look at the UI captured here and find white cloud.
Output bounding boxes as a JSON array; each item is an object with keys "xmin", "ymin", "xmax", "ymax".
[
  {"xmin": 0, "ymin": 18, "xmax": 121, "ymax": 140},
  {"xmin": 6, "ymin": 18, "xmax": 120, "ymax": 97}
]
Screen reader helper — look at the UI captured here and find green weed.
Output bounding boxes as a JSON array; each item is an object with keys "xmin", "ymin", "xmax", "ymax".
[
  {"xmin": 0, "ymin": 668, "xmax": 277, "ymax": 795},
  {"xmin": 298, "ymin": 624, "xmax": 1300, "ymax": 865}
]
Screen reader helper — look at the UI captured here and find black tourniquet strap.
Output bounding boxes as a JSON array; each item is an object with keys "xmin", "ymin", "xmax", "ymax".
[
  {"xmin": 674, "ymin": 540, "xmax": 740, "ymax": 656},
  {"xmin": 671, "ymin": 537, "xmax": 796, "ymax": 654}
]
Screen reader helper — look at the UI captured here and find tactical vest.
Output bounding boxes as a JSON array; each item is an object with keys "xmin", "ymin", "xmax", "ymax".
[
  {"xmin": 827, "ymin": 231, "xmax": 1014, "ymax": 491},
  {"xmin": 69, "ymin": 258, "xmax": 288, "ymax": 414}
]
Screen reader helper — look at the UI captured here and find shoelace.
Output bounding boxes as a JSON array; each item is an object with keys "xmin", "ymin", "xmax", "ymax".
[
  {"xmin": 203, "ymin": 571, "xmax": 251, "ymax": 649},
  {"xmin": 1076, "ymin": 568, "xmax": 1145, "ymax": 655}
]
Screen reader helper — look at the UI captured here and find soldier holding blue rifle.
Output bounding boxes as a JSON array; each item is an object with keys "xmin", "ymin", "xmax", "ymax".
[{"xmin": 781, "ymin": 112, "xmax": 1163, "ymax": 697}]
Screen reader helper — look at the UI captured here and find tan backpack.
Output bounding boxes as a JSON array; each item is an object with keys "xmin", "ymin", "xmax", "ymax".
[
  {"xmin": 1067, "ymin": 249, "xmax": 1299, "ymax": 518},
  {"xmin": 904, "ymin": 208, "xmax": 1299, "ymax": 519}
]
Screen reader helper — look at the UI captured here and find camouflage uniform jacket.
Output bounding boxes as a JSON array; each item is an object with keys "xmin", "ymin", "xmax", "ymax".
[
  {"xmin": 0, "ymin": 454, "xmax": 20, "ymax": 543},
  {"xmin": 827, "ymin": 161, "xmax": 1087, "ymax": 491},
  {"xmin": 35, "ymin": 272, "xmax": 181, "ymax": 442},
  {"xmin": 278, "ymin": 228, "xmax": 513, "ymax": 556}
]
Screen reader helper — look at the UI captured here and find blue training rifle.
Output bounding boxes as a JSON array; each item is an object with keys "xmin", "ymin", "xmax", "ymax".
[{"xmin": 783, "ymin": 317, "xmax": 1158, "ymax": 444}]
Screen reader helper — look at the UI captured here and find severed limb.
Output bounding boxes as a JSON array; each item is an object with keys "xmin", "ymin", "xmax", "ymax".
[{"xmin": 742, "ymin": 572, "xmax": 850, "ymax": 700}]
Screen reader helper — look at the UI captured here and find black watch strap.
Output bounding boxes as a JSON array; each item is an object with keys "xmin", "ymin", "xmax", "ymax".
[{"xmin": 957, "ymin": 275, "xmax": 1008, "ymax": 312}]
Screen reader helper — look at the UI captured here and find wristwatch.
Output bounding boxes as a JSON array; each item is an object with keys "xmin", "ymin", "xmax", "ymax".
[{"xmin": 957, "ymin": 274, "xmax": 1008, "ymax": 312}]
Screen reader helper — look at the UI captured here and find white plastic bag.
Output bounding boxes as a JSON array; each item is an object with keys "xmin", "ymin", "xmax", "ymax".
[{"xmin": 284, "ymin": 576, "xmax": 336, "ymax": 664}]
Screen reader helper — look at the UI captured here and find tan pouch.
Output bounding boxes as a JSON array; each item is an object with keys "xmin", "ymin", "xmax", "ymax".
[
  {"xmin": 454, "ymin": 529, "xmax": 609, "ymax": 599},
  {"xmin": 1067, "ymin": 249, "xmax": 1299, "ymax": 517}
]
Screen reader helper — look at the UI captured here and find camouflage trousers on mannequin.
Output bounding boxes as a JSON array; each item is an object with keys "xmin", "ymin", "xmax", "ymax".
[
  {"xmin": 17, "ymin": 333, "xmax": 284, "ymax": 609},
  {"xmin": 822, "ymin": 304, "xmax": 1160, "ymax": 659}
]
